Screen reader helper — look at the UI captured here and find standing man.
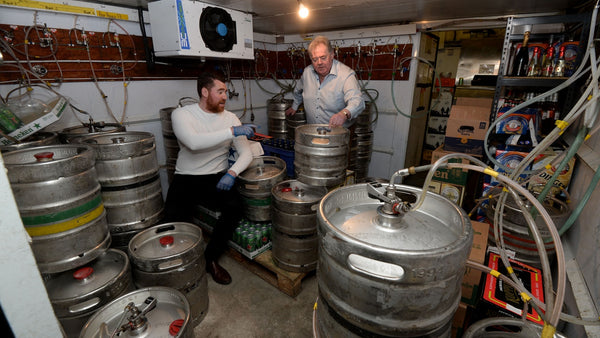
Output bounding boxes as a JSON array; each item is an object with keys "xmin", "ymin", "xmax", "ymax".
[
  {"xmin": 163, "ymin": 71, "xmax": 255, "ymax": 285},
  {"xmin": 285, "ymin": 35, "xmax": 365, "ymax": 127}
]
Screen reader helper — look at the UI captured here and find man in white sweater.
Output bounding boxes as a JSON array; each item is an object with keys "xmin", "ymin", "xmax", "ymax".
[{"xmin": 163, "ymin": 71, "xmax": 255, "ymax": 285}]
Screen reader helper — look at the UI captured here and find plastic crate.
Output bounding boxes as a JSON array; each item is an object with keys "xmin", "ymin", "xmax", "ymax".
[{"xmin": 261, "ymin": 139, "xmax": 295, "ymax": 178}]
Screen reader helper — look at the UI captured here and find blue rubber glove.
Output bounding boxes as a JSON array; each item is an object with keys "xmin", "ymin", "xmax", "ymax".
[
  {"xmin": 216, "ymin": 172, "xmax": 236, "ymax": 191},
  {"xmin": 232, "ymin": 124, "xmax": 256, "ymax": 138}
]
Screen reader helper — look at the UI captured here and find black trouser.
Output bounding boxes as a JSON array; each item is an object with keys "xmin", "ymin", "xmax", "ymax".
[{"xmin": 163, "ymin": 173, "xmax": 242, "ymax": 262}]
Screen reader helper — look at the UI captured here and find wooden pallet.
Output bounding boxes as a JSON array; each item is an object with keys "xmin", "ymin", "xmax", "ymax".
[{"xmin": 227, "ymin": 248, "xmax": 312, "ymax": 298}]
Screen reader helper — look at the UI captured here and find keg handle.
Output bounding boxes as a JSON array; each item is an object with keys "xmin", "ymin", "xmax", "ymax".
[
  {"xmin": 347, "ymin": 254, "xmax": 405, "ymax": 281},
  {"xmin": 316, "ymin": 126, "xmax": 331, "ymax": 135}
]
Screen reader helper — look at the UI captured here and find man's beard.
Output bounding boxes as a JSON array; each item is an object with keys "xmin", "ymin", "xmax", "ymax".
[{"xmin": 206, "ymin": 95, "xmax": 225, "ymax": 113}]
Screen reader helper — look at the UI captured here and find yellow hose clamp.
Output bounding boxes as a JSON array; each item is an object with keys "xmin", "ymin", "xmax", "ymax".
[
  {"xmin": 520, "ymin": 292, "xmax": 531, "ymax": 302},
  {"xmin": 585, "ymin": 134, "xmax": 591, "ymax": 141},
  {"xmin": 506, "ymin": 266, "xmax": 514, "ymax": 274},
  {"xmin": 490, "ymin": 269, "xmax": 501, "ymax": 278},
  {"xmin": 555, "ymin": 120, "xmax": 569, "ymax": 135},
  {"xmin": 313, "ymin": 302, "xmax": 318, "ymax": 310},
  {"xmin": 27, "ymin": 87, "xmax": 33, "ymax": 92},
  {"xmin": 545, "ymin": 163, "xmax": 553, "ymax": 170},
  {"xmin": 483, "ymin": 167, "xmax": 499, "ymax": 178},
  {"xmin": 502, "ymin": 187, "xmax": 510, "ymax": 193},
  {"xmin": 541, "ymin": 323, "xmax": 556, "ymax": 338}
]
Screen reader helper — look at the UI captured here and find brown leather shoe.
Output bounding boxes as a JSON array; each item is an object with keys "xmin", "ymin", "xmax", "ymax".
[{"xmin": 207, "ymin": 260, "xmax": 232, "ymax": 285}]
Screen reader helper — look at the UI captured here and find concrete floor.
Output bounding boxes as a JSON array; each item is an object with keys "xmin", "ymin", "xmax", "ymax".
[{"xmin": 192, "ymin": 253, "xmax": 318, "ymax": 337}]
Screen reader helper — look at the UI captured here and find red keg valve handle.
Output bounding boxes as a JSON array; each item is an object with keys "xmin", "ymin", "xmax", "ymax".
[
  {"xmin": 73, "ymin": 267, "xmax": 94, "ymax": 280},
  {"xmin": 281, "ymin": 187, "xmax": 292, "ymax": 192},
  {"xmin": 159, "ymin": 235, "xmax": 174, "ymax": 247},
  {"xmin": 34, "ymin": 152, "xmax": 54, "ymax": 162}
]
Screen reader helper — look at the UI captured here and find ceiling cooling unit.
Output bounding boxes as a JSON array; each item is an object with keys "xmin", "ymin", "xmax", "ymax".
[{"xmin": 148, "ymin": 0, "xmax": 254, "ymax": 60}]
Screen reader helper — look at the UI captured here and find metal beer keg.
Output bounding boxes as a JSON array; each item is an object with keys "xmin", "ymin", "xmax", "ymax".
[
  {"xmin": 237, "ymin": 156, "xmax": 287, "ymax": 222},
  {"xmin": 294, "ymin": 124, "xmax": 349, "ymax": 188},
  {"xmin": 267, "ymin": 98, "xmax": 292, "ymax": 140},
  {"xmin": 3, "ymin": 144, "xmax": 110, "ymax": 273},
  {"xmin": 45, "ymin": 249, "xmax": 134, "ymax": 337},
  {"xmin": 316, "ymin": 183, "xmax": 473, "ymax": 337},
  {"xmin": 0, "ymin": 131, "xmax": 59, "ymax": 153},
  {"xmin": 271, "ymin": 180, "xmax": 327, "ymax": 272},
  {"xmin": 79, "ymin": 286, "xmax": 193, "ymax": 338},
  {"xmin": 128, "ymin": 222, "xmax": 208, "ymax": 326}
]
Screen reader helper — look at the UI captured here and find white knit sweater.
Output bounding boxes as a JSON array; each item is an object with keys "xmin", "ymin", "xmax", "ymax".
[{"xmin": 171, "ymin": 103, "xmax": 252, "ymax": 176}]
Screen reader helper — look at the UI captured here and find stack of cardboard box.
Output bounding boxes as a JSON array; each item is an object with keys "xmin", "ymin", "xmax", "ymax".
[{"xmin": 428, "ymin": 97, "xmax": 492, "ymax": 210}]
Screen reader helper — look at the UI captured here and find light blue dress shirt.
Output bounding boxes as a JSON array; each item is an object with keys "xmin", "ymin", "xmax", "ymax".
[{"xmin": 292, "ymin": 59, "xmax": 365, "ymax": 127}]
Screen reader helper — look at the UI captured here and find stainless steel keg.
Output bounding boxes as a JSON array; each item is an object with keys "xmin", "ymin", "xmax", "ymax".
[
  {"xmin": 237, "ymin": 156, "xmax": 287, "ymax": 222},
  {"xmin": 3, "ymin": 144, "xmax": 110, "ymax": 273},
  {"xmin": 74, "ymin": 131, "xmax": 164, "ymax": 244},
  {"xmin": 160, "ymin": 106, "xmax": 179, "ymax": 183},
  {"xmin": 79, "ymin": 286, "xmax": 193, "ymax": 338},
  {"xmin": 294, "ymin": 124, "xmax": 349, "ymax": 187},
  {"xmin": 317, "ymin": 183, "xmax": 473, "ymax": 337},
  {"xmin": 45, "ymin": 249, "xmax": 134, "ymax": 338},
  {"xmin": 267, "ymin": 98, "xmax": 292, "ymax": 140},
  {"xmin": 271, "ymin": 180, "xmax": 327, "ymax": 272},
  {"xmin": 0, "ymin": 131, "xmax": 59, "ymax": 153},
  {"xmin": 128, "ymin": 222, "xmax": 208, "ymax": 326},
  {"xmin": 484, "ymin": 191, "xmax": 568, "ymax": 268},
  {"xmin": 58, "ymin": 122, "xmax": 126, "ymax": 143}
]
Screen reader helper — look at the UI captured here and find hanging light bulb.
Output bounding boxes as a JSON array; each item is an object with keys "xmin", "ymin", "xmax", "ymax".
[{"xmin": 298, "ymin": 0, "xmax": 309, "ymax": 19}]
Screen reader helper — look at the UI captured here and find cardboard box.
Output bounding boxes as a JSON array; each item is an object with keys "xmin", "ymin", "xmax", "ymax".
[
  {"xmin": 477, "ymin": 252, "xmax": 545, "ymax": 325},
  {"xmin": 428, "ymin": 145, "xmax": 482, "ymax": 209},
  {"xmin": 461, "ymin": 221, "xmax": 489, "ymax": 305},
  {"xmin": 455, "ymin": 97, "xmax": 493, "ymax": 108},
  {"xmin": 444, "ymin": 105, "xmax": 490, "ymax": 155},
  {"xmin": 0, "ymin": 97, "xmax": 67, "ymax": 145},
  {"xmin": 451, "ymin": 302, "xmax": 469, "ymax": 338},
  {"xmin": 529, "ymin": 147, "xmax": 576, "ymax": 198}
]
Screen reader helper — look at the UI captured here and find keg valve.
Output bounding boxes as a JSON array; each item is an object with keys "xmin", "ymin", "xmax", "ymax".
[
  {"xmin": 367, "ymin": 182, "xmax": 410, "ymax": 216},
  {"xmin": 110, "ymin": 296, "xmax": 157, "ymax": 336}
]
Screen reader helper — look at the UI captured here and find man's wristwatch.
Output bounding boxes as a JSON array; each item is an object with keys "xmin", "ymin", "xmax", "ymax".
[{"xmin": 343, "ymin": 110, "xmax": 351, "ymax": 120}]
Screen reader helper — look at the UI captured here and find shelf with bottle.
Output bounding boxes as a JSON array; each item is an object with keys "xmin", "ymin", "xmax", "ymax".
[{"xmin": 495, "ymin": 89, "xmax": 562, "ymax": 138}]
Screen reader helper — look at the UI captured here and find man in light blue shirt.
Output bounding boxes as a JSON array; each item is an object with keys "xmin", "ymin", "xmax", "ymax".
[{"xmin": 285, "ymin": 36, "xmax": 365, "ymax": 128}]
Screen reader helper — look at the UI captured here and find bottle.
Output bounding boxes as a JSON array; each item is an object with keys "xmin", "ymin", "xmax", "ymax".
[
  {"xmin": 553, "ymin": 45, "xmax": 566, "ymax": 77},
  {"xmin": 542, "ymin": 44, "xmax": 555, "ymax": 77},
  {"xmin": 527, "ymin": 47, "xmax": 541, "ymax": 76},
  {"xmin": 511, "ymin": 30, "xmax": 531, "ymax": 76}
]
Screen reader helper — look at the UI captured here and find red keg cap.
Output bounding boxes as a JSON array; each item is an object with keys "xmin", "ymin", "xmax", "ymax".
[
  {"xmin": 281, "ymin": 187, "xmax": 292, "ymax": 192},
  {"xmin": 34, "ymin": 152, "xmax": 54, "ymax": 162},
  {"xmin": 169, "ymin": 319, "xmax": 184, "ymax": 336},
  {"xmin": 73, "ymin": 267, "xmax": 93, "ymax": 280},
  {"xmin": 159, "ymin": 235, "xmax": 174, "ymax": 246}
]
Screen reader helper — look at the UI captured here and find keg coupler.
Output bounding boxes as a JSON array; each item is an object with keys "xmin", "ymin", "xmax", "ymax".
[
  {"xmin": 367, "ymin": 182, "xmax": 411, "ymax": 226},
  {"xmin": 110, "ymin": 296, "xmax": 157, "ymax": 336}
]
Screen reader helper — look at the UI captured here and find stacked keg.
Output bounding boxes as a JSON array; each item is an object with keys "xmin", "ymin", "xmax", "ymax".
[
  {"xmin": 3, "ymin": 144, "xmax": 111, "ymax": 274},
  {"xmin": 43, "ymin": 249, "xmax": 134, "ymax": 337},
  {"xmin": 314, "ymin": 183, "xmax": 473, "ymax": 337},
  {"xmin": 271, "ymin": 180, "xmax": 327, "ymax": 272},
  {"xmin": 72, "ymin": 131, "xmax": 164, "ymax": 251},
  {"xmin": 484, "ymin": 190, "xmax": 569, "ymax": 269},
  {"xmin": 286, "ymin": 105, "xmax": 306, "ymax": 139},
  {"xmin": 267, "ymin": 98, "xmax": 293, "ymax": 140},
  {"xmin": 237, "ymin": 156, "xmax": 287, "ymax": 222},
  {"xmin": 58, "ymin": 122, "xmax": 126, "ymax": 143},
  {"xmin": 0, "ymin": 131, "xmax": 59, "ymax": 153},
  {"xmin": 348, "ymin": 103, "xmax": 374, "ymax": 182},
  {"xmin": 294, "ymin": 124, "xmax": 350, "ymax": 189},
  {"xmin": 159, "ymin": 98, "xmax": 198, "ymax": 183},
  {"xmin": 160, "ymin": 106, "xmax": 179, "ymax": 183},
  {"xmin": 269, "ymin": 124, "xmax": 349, "ymax": 273},
  {"xmin": 128, "ymin": 222, "xmax": 209, "ymax": 327}
]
